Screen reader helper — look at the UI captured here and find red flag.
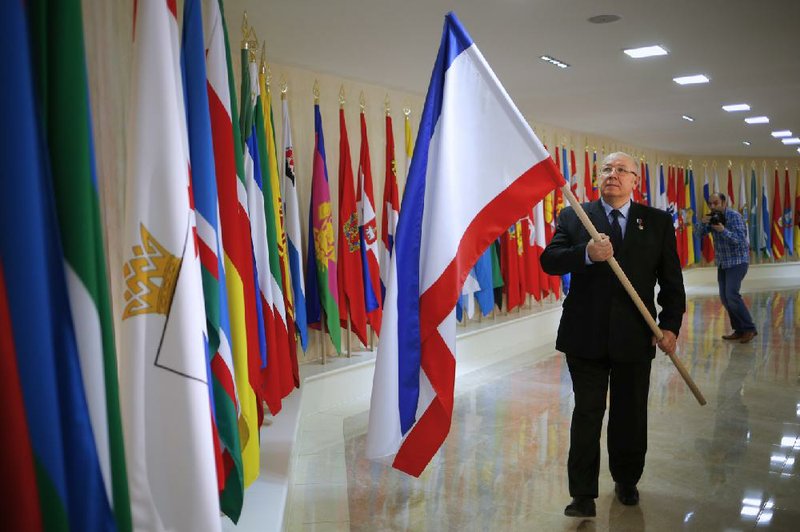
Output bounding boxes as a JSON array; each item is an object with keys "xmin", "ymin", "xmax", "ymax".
[
  {"xmin": 0, "ymin": 265, "xmax": 43, "ymax": 532},
  {"xmin": 583, "ymin": 148, "xmax": 592, "ymax": 203},
  {"xmin": 727, "ymin": 166, "xmax": 735, "ymax": 206},
  {"xmin": 667, "ymin": 166, "xmax": 681, "ymax": 265},
  {"xmin": 337, "ymin": 108, "xmax": 369, "ymax": 345},
  {"xmin": 554, "ymin": 147, "xmax": 565, "ymax": 215},
  {"xmin": 521, "ymin": 217, "xmax": 541, "ymax": 301},
  {"xmin": 379, "ymin": 114, "xmax": 400, "ymax": 302},
  {"xmin": 677, "ymin": 166, "xmax": 688, "ymax": 267},
  {"xmin": 501, "ymin": 222, "xmax": 525, "ymax": 311},
  {"xmin": 639, "ymin": 159, "xmax": 649, "ymax": 204},
  {"xmin": 772, "ymin": 168, "xmax": 785, "ymax": 259},
  {"xmin": 784, "ymin": 167, "xmax": 793, "ymax": 256},
  {"xmin": 569, "ymin": 147, "xmax": 579, "ymax": 200},
  {"xmin": 591, "ymin": 150, "xmax": 599, "ymax": 201},
  {"xmin": 532, "ymin": 201, "xmax": 550, "ymax": 300},
  {"xmin": 632, "ymin": 159, "xmax": 643, "ymax": 203}
]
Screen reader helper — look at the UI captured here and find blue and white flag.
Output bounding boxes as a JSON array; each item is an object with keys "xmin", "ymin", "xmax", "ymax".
[
  {"xmin": 365, "ymin": 12, "xmax": 564, "ymax": 476},
  {"xmin": 657, "ymin": 163, "xmax": 667, "ymax": 211},
  {"xmin": 472, "ymin": 246, "xmax": 495, "ymax": 316},
  {"xmin": 761, "ymin": 164, "xmax": 772, "ymax": 257},
  {"xmin": 282, "ymin": 98, "xmax": 309, "ymax": 350}
]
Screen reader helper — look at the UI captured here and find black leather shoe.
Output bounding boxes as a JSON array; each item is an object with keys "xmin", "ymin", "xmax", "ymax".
[
  {"xmin": 564, "ymin": 497, "xmax": 596, "ymax": 517},
  {"xmin": 722, "ymin": 331, "xmax": 742, "ymax": 340},
  {"xmin": 615, "ymin": 483, "xmax": 639, "ymax": 505},
  {"xmin": 739, "ymin": 330, "xmax": 758, "ymax": 344}
]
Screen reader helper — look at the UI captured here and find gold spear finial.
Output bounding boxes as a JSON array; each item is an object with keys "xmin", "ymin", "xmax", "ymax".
[
  {"xmin": 313, "ymin": 80, "xmax": 319, "ymax": 104},
  {"xmin": 241, "ymin": 11, "xmax": 250, "ymax": 47},
  {"xmin": 339, "ymin": 85, "xmax": 346, "ymax": 108},
  {"xmin": 384, "ymin": 94, "xmax": 390, "ymax": 116},
  {"xmin": 244, "ymin": 27, "xmax": 258, "ymax": 62},
  {"xmin": 280, "ymin": 76, "xmax": 287, "ymax": 99},
  {"xmin": 359, "ymin": 91, "xmax": 366, "ymax": 112}
]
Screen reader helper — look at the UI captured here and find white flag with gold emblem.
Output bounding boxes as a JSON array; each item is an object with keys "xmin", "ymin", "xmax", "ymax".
[{"xmin": 118, "ymin": 1, "xmax": 220, "ymax": 530}]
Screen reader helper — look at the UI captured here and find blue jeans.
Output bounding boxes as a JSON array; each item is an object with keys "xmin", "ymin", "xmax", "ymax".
[{"xmin": 718, "ymin": 263, "xmax": 755, "ymax": 333}]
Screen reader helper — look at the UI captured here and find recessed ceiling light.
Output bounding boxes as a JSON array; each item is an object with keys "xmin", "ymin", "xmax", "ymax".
[
  {"xmin": 588, "ymin": 14, "xmax": 621, "ymax": 24},
  {"xmin": 744, "ymin": 116, "xmax": 769, "ymax": 124},
  {"xmin": 781, "ymin": 138, "xmax": 800, "ymax": 145},
  {"xmin": 673, "ymin": 74, "xmax": 710, "ymax": 85},
  {"xmin": 540, "ymin": 55, "xmax": 570, "ymax": 69},
  {"xmin": 723, "ymin": 103, "xmax": 751, "ymax": 112},
  {"xmin": 682, "ymin": 115, "xmax": 695, "ymax": 122},
  {"xmin": 624, "ymin": 45, "xmax": 668, "ymax": 58},
  {"xmin": 742, "ymin": 141, "xmax": 751, "ymax": 146},
  {"xmin": 771, "ymin": 130, "xmax": 792, "ymax": 137}
]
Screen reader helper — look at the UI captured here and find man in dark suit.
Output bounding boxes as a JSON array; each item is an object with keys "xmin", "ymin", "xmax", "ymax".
[{"xmin": 541, "ymin": 152, "xmax": 686, "ymax": 518}]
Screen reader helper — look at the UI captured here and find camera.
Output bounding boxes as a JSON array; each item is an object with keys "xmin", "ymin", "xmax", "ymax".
[{"xmin": 709, "ymin": 211, "xmax": 726, "ymax": 226}]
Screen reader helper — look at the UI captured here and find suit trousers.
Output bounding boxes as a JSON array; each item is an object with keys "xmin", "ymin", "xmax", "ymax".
[{"xmin": 566, "ymin": 355, "xmax": 652, "ymax": 498}]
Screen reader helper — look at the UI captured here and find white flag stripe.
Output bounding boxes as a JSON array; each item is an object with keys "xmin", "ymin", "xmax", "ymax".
[
  {"xmin": 120, "ymin": 1, "xmax": 220, "ymax": 529},
  {"xmin": 65, "ymin": 265, "xmax": 112, "ymax": 503},
  {"xmin": 419, "ymin": 45, "xmax": 549, "ymax": 293}
]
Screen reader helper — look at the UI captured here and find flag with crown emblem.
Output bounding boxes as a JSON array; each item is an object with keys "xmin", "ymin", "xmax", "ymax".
[{"xmin": 119, "ymin": 0, "xmax": 221, "ymax": 529}]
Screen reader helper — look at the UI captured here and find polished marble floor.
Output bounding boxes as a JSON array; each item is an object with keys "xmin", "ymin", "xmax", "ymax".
[{"xmin": 289, "ymin": 287, "xmax": 800, "ymax": 531}]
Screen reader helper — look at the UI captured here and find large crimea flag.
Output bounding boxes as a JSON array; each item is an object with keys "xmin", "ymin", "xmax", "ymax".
[
  {"xmin": 120, "ymin": 0, "xmax": 221, "ymax": 530},
  {"xmin": 306, "ymin": 103, "xmax": 342, "ymax": 352},
  {"xmin": 366, "ymin": 12, "xmax": 564, "ymax": 476},
  {"xmin": 203, "ymin": 0, "xmax": 261, "ymax": 490},
  {"xmin": 29, "ymin": 0, "xmax": 131, "ymax": 529},
  {"xmin": 181, "ymin": 0, "xmax": 243, "ymax": 521}
]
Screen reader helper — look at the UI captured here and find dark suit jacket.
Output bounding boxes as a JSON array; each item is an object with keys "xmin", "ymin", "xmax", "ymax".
[{"xmin": 540, "ymin": 200, "xmax": 685, "ymax": 362}]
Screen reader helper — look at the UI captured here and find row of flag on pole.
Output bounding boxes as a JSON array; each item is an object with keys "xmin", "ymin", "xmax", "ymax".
[
  {"xmin": 3, "ymin": 0, "xmax": 426, "ymax": 528},
  {"xmin": 539, "ymin": 143, "xmax": 800, "ymax": 268},
  {"xmin": 3, "ymin": 1, "xmax": 798, "ymax": 529}
]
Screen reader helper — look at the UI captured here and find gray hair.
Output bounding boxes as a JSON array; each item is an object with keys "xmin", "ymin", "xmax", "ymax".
[{"xmin": 603, "ymin": 151, "xmax": 640, "ymax": 176}]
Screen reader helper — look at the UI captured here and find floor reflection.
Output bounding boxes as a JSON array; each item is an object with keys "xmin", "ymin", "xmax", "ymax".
[{"xmin": 341, "ymin": 288, "xmax": 800, "ymax": 530}]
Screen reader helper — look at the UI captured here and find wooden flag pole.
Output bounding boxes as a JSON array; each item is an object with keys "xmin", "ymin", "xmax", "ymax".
[{"xmin": 560, "ymin": 184, "xmax": 707, "ymax": 406}]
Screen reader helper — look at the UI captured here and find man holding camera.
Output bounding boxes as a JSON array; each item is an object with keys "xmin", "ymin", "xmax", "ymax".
[{"xmin": 700, "ymin": 192, "xmax": 757, "ymax": 343}]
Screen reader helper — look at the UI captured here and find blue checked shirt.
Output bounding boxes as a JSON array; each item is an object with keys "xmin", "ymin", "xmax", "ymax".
[{"xmin": 697, "ymin": 208, "xmax": 749, "ymax": 268}]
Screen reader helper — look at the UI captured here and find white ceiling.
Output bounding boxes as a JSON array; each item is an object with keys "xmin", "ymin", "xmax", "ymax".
[{"xmin": 234, "ymin": 0, "xmax": 800, "ymax": 159}]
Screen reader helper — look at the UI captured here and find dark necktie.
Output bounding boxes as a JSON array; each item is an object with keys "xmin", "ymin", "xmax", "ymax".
[{"xmin": 610, "ymin": 209, "xmax": 623, "ymax": 255}]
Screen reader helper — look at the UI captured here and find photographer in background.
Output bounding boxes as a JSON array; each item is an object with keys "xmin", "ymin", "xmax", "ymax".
[{"xmin": 699, "ymin": 192, "xmax": 757, "ymax": 343}]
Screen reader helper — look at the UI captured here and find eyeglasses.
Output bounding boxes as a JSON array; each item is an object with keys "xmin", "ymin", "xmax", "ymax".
[{"xmin": 600, "ymin": 166, "xmax": 637, "ymax": 177}]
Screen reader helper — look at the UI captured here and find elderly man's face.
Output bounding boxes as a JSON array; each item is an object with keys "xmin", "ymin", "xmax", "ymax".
[{"xmin": 599, "ymin": 155, "xmax": 638, "ymax": 204}]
